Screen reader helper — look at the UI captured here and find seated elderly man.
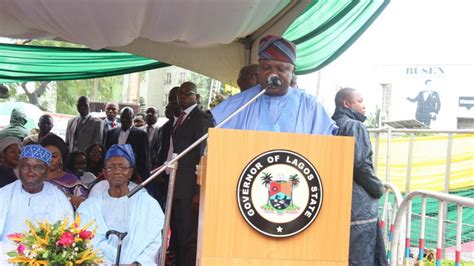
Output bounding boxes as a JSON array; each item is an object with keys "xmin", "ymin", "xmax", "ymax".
[
  {"xmin": 0, "ymin": 145, "xmax": 74, "ymax": 261},
  {"xmin": 78, "ymin": 144, "xmax": 164, "ymax": 265}
]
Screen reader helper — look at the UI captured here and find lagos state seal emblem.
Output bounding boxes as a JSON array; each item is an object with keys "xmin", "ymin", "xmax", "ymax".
[{"xmin": 236, "ymin": 150, "xmax": 323, "ymax": 237}]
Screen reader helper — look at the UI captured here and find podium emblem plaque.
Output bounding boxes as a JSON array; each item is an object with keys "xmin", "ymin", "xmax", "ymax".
[{"xmin": 236, "ymin": 150, "xmax": 323, "ymax": 238}]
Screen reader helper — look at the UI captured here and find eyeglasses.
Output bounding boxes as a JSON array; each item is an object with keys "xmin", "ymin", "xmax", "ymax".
[
  {"xmin": 104, "ymin": 164, "xmax": 131, "ymax": 172},
  {"xmin": 19, "ymin": 164, "xmax": 48, "ymax": 174}
]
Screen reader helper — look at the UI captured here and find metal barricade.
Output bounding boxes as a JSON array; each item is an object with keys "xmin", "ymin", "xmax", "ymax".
[
  {"xmin": 380, "ymin": 182, "xmax": 405, "ymax": 265},
  {"xmin": 389, "ymin": 190, "xmax": 474, "ymax": 266}
]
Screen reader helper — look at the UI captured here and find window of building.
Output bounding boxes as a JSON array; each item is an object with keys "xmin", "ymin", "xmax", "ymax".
[
  {"xmin": 165, "ymin": 73, "xmax": 172, "ymax": 84},
  {"xmin": 180, "ymin": 72, "xmax": 186, "ymax": 83}
]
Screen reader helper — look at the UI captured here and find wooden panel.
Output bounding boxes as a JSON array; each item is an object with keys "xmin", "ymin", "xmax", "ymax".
[{"xmin": 197, "ymin": 128, "xmax": 354, "ymax": 265}]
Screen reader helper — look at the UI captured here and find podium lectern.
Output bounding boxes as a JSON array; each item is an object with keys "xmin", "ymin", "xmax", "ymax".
[{"xmin": 197, "ymin": 128, "xmax": 354, "ymax": 265}]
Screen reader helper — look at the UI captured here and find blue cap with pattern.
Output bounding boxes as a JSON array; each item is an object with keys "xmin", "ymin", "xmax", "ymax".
[
  {"xmin": 20, "ymin": 144, "xmax": 52, "ymax": 166},
  {"xmin": 104, "ymin": 144, "xmax": 136, "ymax": 167}
]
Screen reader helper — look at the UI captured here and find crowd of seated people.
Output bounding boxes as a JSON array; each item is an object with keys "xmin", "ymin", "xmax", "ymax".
[{"xmin": 0, "ymin": 78, "xmax": 215, "ymax": 265}]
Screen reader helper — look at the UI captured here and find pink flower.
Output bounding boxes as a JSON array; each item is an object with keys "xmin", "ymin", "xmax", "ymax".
[
  {"xmin": 79, "ymin": 230, "xmax": 93, "ymax": 240},
  {"xmin": 17, "ymin": 243, "xmax": 26, "ymax": 255},
  {"xmin": 57, "ymin": 232, "xmax": 75, "ymax": 247},
  {"xmin": 7, "ymin": 233, "xmax": 25, "ymax": 243}
]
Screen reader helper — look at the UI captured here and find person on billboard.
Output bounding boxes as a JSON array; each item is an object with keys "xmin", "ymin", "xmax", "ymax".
[{"xmin": 406, "ymin": 79, "xmax": 441, "ymax": 127}]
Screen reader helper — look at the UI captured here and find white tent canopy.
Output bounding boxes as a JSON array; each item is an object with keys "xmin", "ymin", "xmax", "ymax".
[{"xmin": 0, "ymin": 0, "xmax": 311, "ymax": 84}]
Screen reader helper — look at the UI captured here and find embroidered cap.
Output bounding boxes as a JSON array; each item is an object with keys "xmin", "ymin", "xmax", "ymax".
[
  {"xmin": 20, "ymin": 144, "xmax": 52, "ymax": 166},
  {"xmin": 258, "ymin": 35, "xmax": 296, "ymax": 65},
  {"xmin": 104, "ymin": 144, "xmax": 136, "ymax": 167}
]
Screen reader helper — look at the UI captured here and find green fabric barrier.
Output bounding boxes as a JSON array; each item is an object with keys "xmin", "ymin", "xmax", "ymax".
[
  {"xmin": 284, "ymin": 0, "xmax": 390, "ymax": 75},
  {"xmin": 0, "ymin": 44, "xmax": 169, "ymax": 83}
]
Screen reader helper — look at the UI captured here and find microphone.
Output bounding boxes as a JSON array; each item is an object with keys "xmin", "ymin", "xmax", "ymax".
[{"xmin": 267, "ymin": 74, "xmax": 282, "ymax": 87}]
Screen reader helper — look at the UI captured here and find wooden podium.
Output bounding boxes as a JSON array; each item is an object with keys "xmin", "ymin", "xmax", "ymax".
[{"xmin": 197, "ymin": 128, "xmax": 354, "ymax": 265}]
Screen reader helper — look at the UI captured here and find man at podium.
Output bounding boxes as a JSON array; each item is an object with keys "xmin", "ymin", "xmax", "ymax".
[{"xmin": 211, "ymin": 35, "xmax": 337, "ymax": 135}]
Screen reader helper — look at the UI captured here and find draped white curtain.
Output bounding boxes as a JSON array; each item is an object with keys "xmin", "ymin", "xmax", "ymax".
[{"xmin": 0, "ymin": 0, "xmax": 288, "ymax": 49}]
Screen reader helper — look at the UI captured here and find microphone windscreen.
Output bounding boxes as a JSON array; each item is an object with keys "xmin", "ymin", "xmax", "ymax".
[{"xmin": 267, "ymin": 74, "xmax": 282, "ymax": 86}]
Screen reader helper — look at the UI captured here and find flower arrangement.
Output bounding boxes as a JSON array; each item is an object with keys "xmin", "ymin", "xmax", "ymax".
[{"xmin": 6, "ymin": 215, "xmax": 103, "ymax": 265}]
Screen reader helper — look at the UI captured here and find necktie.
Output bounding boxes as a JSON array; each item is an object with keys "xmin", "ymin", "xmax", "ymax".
[
  {"xmin": 111, "ymin": 121, "xmax": 116, "ymax": 128},
  {"xmin": 172, "ymin": 112, "xmax": 186, "ymax": 138}
]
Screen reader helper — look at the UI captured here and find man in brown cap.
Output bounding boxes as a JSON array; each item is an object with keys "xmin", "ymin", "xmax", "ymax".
[{"xmin": 211, "ymin": 35, "xmax": 336, "ymax": 134}]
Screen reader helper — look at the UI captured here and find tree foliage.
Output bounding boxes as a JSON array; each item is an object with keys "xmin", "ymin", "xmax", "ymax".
[
  {"xmin": 4, "ymin": 39, "xmax": 123, "ymax": 114},
  {"xmin": 190, "ymin": 72, "xmax": 212, "ymax": 109},
  {"xmin": 3, "ymin": 82, "xmax": 50, "ymax": 110},
  {"xmin": 28, "ymin": 39, "xmax": 85, "ymax": 48},
  {"xmin": 56, "ymin": 76, "xmax": 122, "ymax": 114},
  {"xmin": 366, "ymin": 106, "xmax": 381, "ymax": 128}
]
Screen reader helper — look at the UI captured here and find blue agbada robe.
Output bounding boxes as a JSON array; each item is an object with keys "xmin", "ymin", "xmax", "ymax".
[{"xmin": 211, "ymin": 85, "xmax": 338, "ymax": 135}]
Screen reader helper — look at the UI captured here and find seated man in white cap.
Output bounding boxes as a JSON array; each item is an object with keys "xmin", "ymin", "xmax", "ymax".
[
  {"xmin": 0, "ymin": 144, "xmax": 74, "ymax": 263},
  {"xmin": 77, "ymin": 144, "xmax": 164, "ymax": 265},
  {"xmin": 212, "ymin": 35, "xmax": 337, "ymax": 135}
]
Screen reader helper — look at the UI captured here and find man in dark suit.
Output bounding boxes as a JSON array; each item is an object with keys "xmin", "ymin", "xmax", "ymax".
[
  {"xmin": 155, "ymin": 102, "xmax": 182, "ymax": 213},
  {"xmin": 102, "ymin": 102, "xmax": 120, "ymax": 139},
  {"xmin": 66, "ymin": 96, "xmax": 103, "ymax": 152},
  {"xmin": 158, "ymin": 86, "xmax": 181, "ymax": 169},
  {"xmin": 145, "ymin": 107, "xmax": 162, "ymax": 170},
  {"xmin": 104, "ymin": 107, "xmax": 150, "ymax": 182},
  {"xmin": 170, "ymin": 82, "xmax": 212, "ymax": 266},
  {"xmin": 157, "ymin": 103, "xmax": 182, "ymax": 169},
  {"xmin": 143, "ymin": 106, "xmax": 164, "ymax": 202},
  {"xmin": 407, "ymin": 79, "xmax": 441, "ymax": 127}
]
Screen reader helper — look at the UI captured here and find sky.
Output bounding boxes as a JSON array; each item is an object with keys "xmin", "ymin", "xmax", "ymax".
[{"xmin": 297, "ymin": 0, "xmax": 474, "ymax": 128}]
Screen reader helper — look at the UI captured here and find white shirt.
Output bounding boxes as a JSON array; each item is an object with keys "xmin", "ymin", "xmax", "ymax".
[
  {"xmin": 1, "ymin": 182, "xmax": 73, "ymax": 241},
  {"xmin": 165, "ymin": 104, "xmax": 197, "ymax": 174},
  {"xmin": 422, "ymin": 90, "xmax": 433, "ymax": 101},
  {"xmin": 80, "ymin": 171, "xmax": 97, "ymax": 188},
  {"xmin": 118, "ymin": 126, "xmax": 132, "ymax": 144},
  {"xmin": 176, "ymin": 104, "xmax": 197, "ymax": 126},
  {"xmin": 102, "ymin": 192, "xmax": 130, "ymax": 232},
  {"xmin": 146, "ymin": 123, "xmax": 160, "ymax": 146}
]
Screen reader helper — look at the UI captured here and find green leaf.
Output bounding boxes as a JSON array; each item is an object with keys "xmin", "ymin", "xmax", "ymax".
[{"xmin": 6, "ymin": 251, "xmax": 18, "ymax": 257}]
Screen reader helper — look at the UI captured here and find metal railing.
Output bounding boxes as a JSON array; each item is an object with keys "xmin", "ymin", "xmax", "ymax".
[
  {"xmin": 380, "ymin": 182, "xmax": 405, "ymax": 265},
  {"xmin": 368, "ymin": 128, "xmax": 474, "ymax": 193},
  {"xmin": 381, "ymin": 183, "xmax": 405, "ymax": 262},
  {"xmin": 389, "ymin": 190, "xmax": 474, "ymax": 266}
]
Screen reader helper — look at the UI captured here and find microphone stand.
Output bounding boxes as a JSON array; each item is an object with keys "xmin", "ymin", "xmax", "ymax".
[{"xmin": 127, "ymin": 83, "xmax": 272, "ymax": 266}]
